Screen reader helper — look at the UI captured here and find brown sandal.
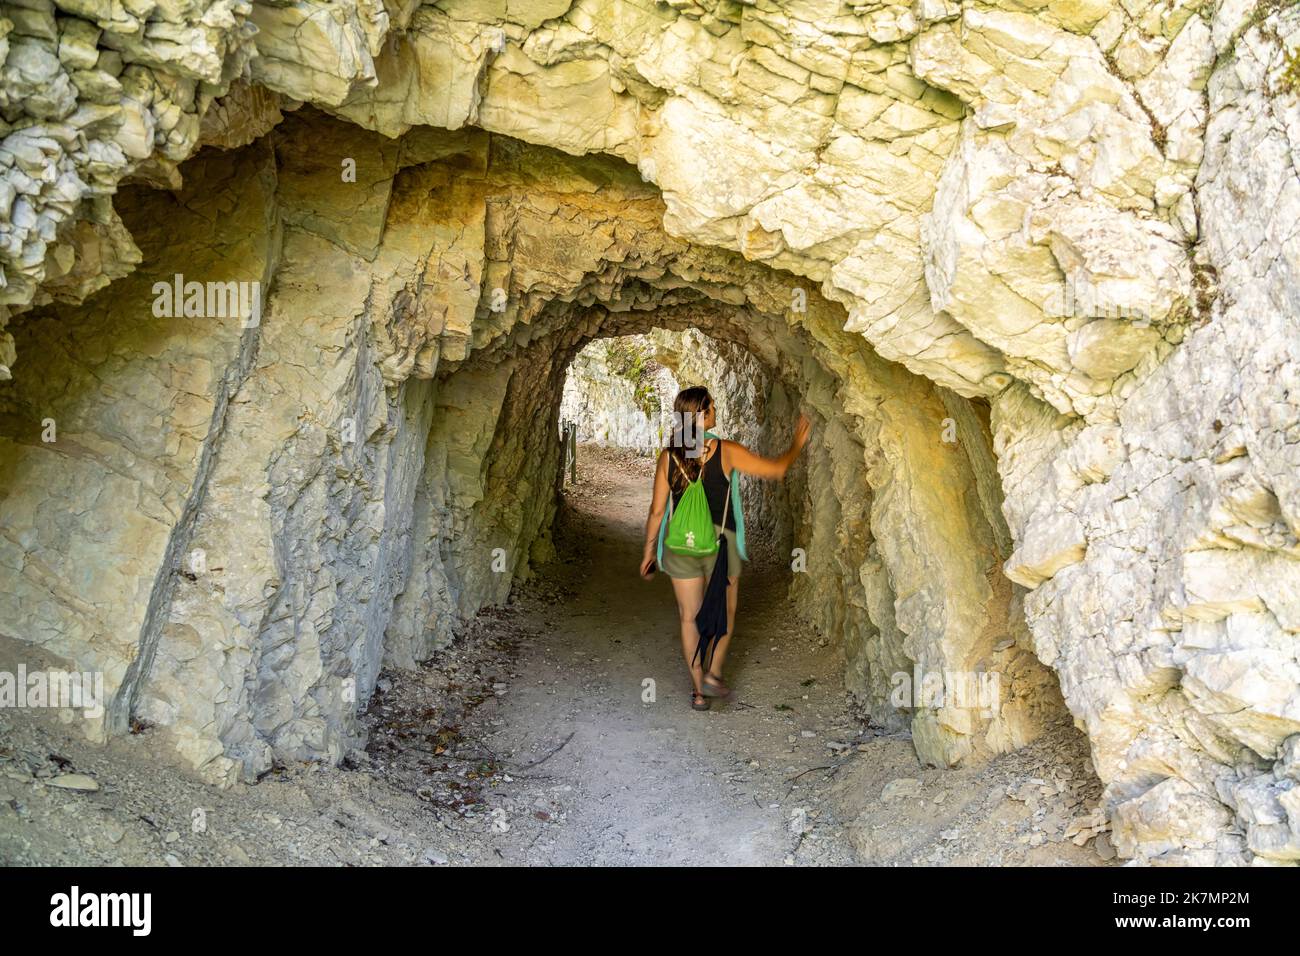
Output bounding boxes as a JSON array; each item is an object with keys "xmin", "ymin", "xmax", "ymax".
[
  {"xmin": 701, "ymin": 673, "xmax": 732, "ymax": 699},
  {"xmin": 691, "ymin": 691, "xmax": 711, "ymax": 711}
]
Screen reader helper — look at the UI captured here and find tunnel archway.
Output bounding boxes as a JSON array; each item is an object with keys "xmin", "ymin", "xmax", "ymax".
[
  {"xmin": 2, "ymin": 109, "xmax": 1067, "ymax": 855},
  {"xmin": 382, "ymin": 161, "xmax": 1069, "ymax": 778}
]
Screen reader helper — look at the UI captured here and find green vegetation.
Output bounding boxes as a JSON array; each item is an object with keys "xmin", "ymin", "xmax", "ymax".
[
  {"xmin": 1244, "ymin": 0, "xmax": 1300, "ymax": 96},
  {"xmin": 1281, "ymin": 43, "xmax": 1300, "ymax": 94},
  {"xmin": 604, "ymin": 337, "xmax": 662, "ymax": 422}
]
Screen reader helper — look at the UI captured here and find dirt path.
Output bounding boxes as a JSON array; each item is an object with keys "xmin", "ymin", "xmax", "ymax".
[{"xmin": 0, "ymin": 446, "xmax": 1110, "ymax": 867}]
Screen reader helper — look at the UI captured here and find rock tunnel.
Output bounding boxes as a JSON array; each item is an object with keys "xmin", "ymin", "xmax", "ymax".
[
  {"xmin": 1, "ymin": 0, "xmax": 1299, "ymax": 866},
  {"xmin": 4, "ymin": 112, "xmax": 1054, "ymax": 773}
]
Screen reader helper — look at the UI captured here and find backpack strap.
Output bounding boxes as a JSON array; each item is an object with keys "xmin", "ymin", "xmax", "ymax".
[
  {"xmin": 730, "ymin": 469, "xmax": 746, "ymax": 561},
  {"xmin": 668, "ymin": 450, "xmax": 695, "ymax": 484},
  {"xmin": 703, "ymin": 432, "xmax": 746, "ymax": 562},
  {"xmin": 718, "ymin": 473, "xmax": 731, "ymax": 543},
  {"xmin": 657, "ymin": 495, "xmax": 669, "ymax": 566},
  {"xmin": 658, "ymin": 448, "xmax": 692, "ymax": 565}
]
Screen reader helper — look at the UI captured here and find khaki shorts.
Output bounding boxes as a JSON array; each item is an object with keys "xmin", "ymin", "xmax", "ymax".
[{"xmin": 661, "ymin": 525, "xmax": 741, "ymax": 580}]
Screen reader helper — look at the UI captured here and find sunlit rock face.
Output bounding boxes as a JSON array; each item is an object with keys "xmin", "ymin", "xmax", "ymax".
[
  {"xmin": 1, "ymin": 0, "xmax": 1298, "ymax": 864},
  {"xmin": 559, "ymin": 335, "xmax": 678, "ymax": 452},
  {"xmin": 558, "ymin": 329, "xmax": 773, "ymax": 457}
]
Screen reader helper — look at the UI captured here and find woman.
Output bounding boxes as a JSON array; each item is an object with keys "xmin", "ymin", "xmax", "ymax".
[{"xmin": 639, "ymin": 386, "xmax": 811, "ymax": 711}]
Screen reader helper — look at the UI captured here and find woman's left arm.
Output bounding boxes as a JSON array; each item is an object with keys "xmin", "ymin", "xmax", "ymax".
[{"xmin": 640, "ymin": 452, "xmax": 670, "ymax": 578}]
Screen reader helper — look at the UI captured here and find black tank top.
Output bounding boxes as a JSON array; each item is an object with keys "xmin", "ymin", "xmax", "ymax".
[{"xmin": 670, "ymin": 441, "xmax": 736, "ymax": 531}]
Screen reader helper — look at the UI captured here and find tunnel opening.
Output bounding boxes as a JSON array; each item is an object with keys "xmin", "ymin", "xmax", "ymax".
[
  {"xmin": 556, "ymin": 329, "xmax": 795, "ymax": 559},
  {"xmin": 553, "ymin": 327, "xmax": 800, "ymax": 675},
  {"xmin": 369, "ymin": 286, "xmax": 1092, "ymax": 862}
]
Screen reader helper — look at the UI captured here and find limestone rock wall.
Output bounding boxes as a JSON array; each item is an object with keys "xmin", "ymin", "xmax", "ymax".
[
  {"xmin": 0, "ymin": 139, "xmax": 281, "ymax": 747},
  {"xmin": 987, "ymin": 4, "xmax": 1300, "ymax": 865},
  {"xmin": 0, "ymin": 0, "xmax": 1208, "ymax": 406},
  {"xmin": 2, "ymin": 109, "xmax": 1044, "ymax": 788},
  {"xmin": 559, "ymin": 334, "xmax": 676, "ymax": 452}
]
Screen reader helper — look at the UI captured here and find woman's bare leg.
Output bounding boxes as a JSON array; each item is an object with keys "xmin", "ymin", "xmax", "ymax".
[
  {"xmin": 705, "ymin": 576, "xmax": 740, "ymax": 682},
  {"xmin": 671, "ymin": 575, "xmax": 708, "ymax": 694}
]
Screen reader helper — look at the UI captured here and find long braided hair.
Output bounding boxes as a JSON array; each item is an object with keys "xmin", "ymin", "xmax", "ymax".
[{"xmin": 666, "ymin": 386, "xmax": 713, "ymax": 495}]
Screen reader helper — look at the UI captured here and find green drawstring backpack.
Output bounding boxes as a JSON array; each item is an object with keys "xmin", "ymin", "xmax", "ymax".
[
  {"xmin": 656, "ymin": 431, "xmax": 747, "ymax": 568},
  {"xmin": 663, "ymin": 453, "xmax": 724, "ymax": 556}
]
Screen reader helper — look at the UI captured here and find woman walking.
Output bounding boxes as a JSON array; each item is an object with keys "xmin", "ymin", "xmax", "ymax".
[{"xmin": 639, "ymin": 386, "xmax": 810, "ymax": 711}]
